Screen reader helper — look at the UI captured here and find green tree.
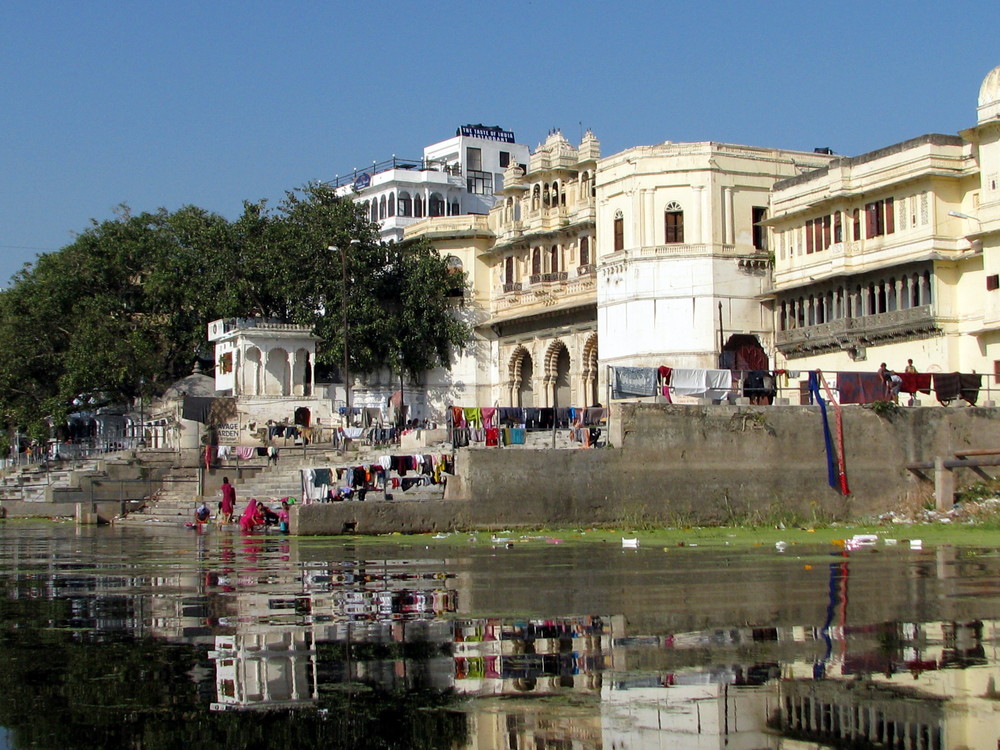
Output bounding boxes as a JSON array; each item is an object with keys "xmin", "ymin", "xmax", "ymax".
[{"xmin": 0, "ymin": 185, "xmax": 472, "ymax": 437}]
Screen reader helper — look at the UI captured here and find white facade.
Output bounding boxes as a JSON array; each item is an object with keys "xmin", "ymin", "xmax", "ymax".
[
  {"xmin": 334, "ymin": 125, "xmax": 530, "ymax": 243},
  {"xmin": 207, "ymin": 318, "xmax": 333, "ymax": 439},
  {"xmin": 596, "ymin": 141, "xmax": 834, "ymax": 397}
]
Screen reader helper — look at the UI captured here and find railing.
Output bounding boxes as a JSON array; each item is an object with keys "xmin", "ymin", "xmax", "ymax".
[
  {"xmin": 577, "ymin": 264, "xmax": 596, "ymax": 276},
  {"xmin": 324, "ymin": 156, "xmax": 452, "ymax": 189},
  {"xmin": 776, "ymin": 306, "xmax": 936, "ymax": 350},
  {"xmin": 502, "ymin": 283, "xmax": 522, "ymax": 293}
]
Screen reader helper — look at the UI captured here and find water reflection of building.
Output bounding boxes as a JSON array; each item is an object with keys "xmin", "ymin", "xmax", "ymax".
[
  {"xmin": 208, "ymin": 632, "xmax": 317, "ymax": 711},
  {"xmin": 453, "ymin": 616, "xmax": 609, "ymax": 696},
  {"xmin": 777, "ymin": 619, "xmax": 1000, "ymax": 750}
]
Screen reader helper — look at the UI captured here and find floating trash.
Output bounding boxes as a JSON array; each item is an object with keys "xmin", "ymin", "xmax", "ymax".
[{"xmin": 622, "ymin": 537, "xmax": 639, "ymax": 549}]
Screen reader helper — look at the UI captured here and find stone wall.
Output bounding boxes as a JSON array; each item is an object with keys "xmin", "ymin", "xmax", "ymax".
[{"xmin": 294, "ymin": 404, "xmax": 1000, "ymax": 534}]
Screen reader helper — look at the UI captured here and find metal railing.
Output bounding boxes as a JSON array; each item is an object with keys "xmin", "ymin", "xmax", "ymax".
[{"xmin": 324, "ymin": 157, "xmax": 454, "ymax": 189}]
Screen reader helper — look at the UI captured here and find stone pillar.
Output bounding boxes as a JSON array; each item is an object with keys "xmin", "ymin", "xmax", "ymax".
[
  {"xmin": 690, "ymin": 186, "xmax": 702, "ymax": 244},
  {"xmin": 724, "ymin": 187, "xmax": 735, "ymax": 245},
  {"xmin": 643, "ymin": 189, "xmax": 654, "ymax": 246},
  {"xmin": 701, "ymin": 185, "xmax": 711, "ymax": 245},
  {"xmin": 935, "ymin": 456, "xmax": 955, "ymax": 511}
]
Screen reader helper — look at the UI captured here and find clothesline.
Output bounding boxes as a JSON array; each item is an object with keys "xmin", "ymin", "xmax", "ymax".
[
  {"xmin": 300, "ymin": 453, "xmax": 453, "ymax": 503},
  {"xmin": 448, "ymin": 406, "xmax": 607, "ymax": 429}
]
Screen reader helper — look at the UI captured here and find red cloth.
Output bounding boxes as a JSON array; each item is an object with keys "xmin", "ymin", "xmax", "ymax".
[
  {"xmin": 485, "ymin": 428, "xmax": 499, "ymax": 447},
  {"xmin": 899, "ymin": 372, "xmax": 932, "ymax": 394}
]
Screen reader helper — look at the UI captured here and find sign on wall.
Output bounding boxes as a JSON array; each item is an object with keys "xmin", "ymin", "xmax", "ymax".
[
  {"xmin": 458, "ymin": 125, "xmax": 515, "ymax": 143},
  {"xmin": 217, "ymin": 422, "xmax": 239, "ymax": 443}
]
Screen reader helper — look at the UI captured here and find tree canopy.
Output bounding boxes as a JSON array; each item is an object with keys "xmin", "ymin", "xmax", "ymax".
[{"xmin": 0, "ymin": 185, "xmax": 471, "ymax": 435}]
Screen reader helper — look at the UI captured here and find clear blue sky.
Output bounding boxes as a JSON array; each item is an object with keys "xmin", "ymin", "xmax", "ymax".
[{"xmin": 2, "ymin": 1, "xmax": 998, "ymax": 286}]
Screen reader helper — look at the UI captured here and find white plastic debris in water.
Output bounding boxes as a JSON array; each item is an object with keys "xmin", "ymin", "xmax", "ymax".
[
  {"xmin": 622, "ymin": 537, "xmax": 639, "ymax": 549},
  {"xmin": 845, "ymin": 533, "xmax": 880, "ymax": 551},
  {"xmin": 775, "ymin": 541, "xmax": 788, "ymax": 552},
  {"xmin": 910, "ymin": 539, "xmax": 923, "ymax": 550},
  {"xmin": 884, "ymin": 538, "xmax": 898, "ymax": 545}
]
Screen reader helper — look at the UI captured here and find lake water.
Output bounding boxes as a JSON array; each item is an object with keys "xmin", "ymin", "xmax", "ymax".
[{"xmin": 0, "ymin": 523, "xmax": 998, "ymax": 749}]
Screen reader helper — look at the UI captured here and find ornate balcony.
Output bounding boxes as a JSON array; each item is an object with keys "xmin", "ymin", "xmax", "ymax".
[
  {"xmin": 776, "ymin": 305, "xmax": 938, "ymax": 357},
  {"xmin": 502, "ymin": 282, "xmax": 522, "ymax": 293}
]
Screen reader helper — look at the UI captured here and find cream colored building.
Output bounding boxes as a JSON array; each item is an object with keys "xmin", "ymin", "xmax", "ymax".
[
  {"xmin": 767, "ymin": 64, "xmax": 1000, "ymax": 382},
  {"xmin": 596, "ymin": 141, "xmax": 834, "ymax": 398},
  {"xmin": 767, "ymin": 135, "xmax": 979, "ymax": 373},
  {"xmin": 484, "ymin": 130, "xmax": 601, "ymax": 408},
  {"xmin": 404, "ymin": 129, "xmax": 602, "ymax": 411}
]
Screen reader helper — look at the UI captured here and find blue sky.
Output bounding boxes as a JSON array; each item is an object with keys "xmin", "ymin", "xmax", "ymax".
[{"xmin": 2, "ymin": 1, "xmax": 998, "ymax": 286}]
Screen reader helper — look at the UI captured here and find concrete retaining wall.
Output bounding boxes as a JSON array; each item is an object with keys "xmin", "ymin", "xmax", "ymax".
[{"xmin": 294, "ymin": 404, "xmax": 1000, "ymax": 534}]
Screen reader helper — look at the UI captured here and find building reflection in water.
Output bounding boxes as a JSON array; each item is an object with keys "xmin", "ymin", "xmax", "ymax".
[
  {"xmin": 197, "ymin": 546, "xmax": 1000, "ymax": 748},
  {"xmin": 12, "ymin": 530, "xmax": 1000, "ymax": 748}
]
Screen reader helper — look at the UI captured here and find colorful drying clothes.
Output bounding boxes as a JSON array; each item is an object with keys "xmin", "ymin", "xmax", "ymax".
[
  {"xmin": 899, "ymin": 372, "xmax": 932, "ymax": 395},
  {"xmin": 808, "ymin": 372, "xmax": 839, "ymax": 491},
  {"xmin": 932, "ymin": 373, "xmax": 961, "ymax": 403},
  {"xmin": 497, "ymin": 407, "xmax": 524, "ymax": 425},
  {"xmin": 961, "ymin": 373, "xmax": 982, "ymax": 405},
  {"xmin": 835, "ymin": 372, "xmax": 888, "ymax": 404},
  {"xmin": 480, "ymin": 407, "xmax": 497, "ymax": 428},
  {"xmin": 669, "ymin": 369, "xmax": 732, "ymax": 400},
  {"xmin": 611, "ymin": 366, "xmax": 659, "ymax": 399}
]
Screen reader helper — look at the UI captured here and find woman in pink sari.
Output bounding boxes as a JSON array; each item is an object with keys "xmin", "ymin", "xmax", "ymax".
[{"xmin": 238, "ymin": 498, "xmax": 263, "ymax": 532}]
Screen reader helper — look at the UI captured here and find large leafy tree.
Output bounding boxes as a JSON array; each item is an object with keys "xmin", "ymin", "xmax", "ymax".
[{"xmin": 0, "ymin": 185, "xmax": 472, "ymax": 436}]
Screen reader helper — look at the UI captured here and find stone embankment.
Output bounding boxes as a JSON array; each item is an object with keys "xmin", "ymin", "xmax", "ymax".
[
  {"xmin": 7, "ymin": 404, "xmax": 999, "ymax": 534},
  {"xmin": 294, "ymin": 403, "xmax": 1000, "ymax": 535}
]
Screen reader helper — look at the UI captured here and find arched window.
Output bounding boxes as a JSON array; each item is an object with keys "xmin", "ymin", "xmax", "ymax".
[
  {"xmin": 504, "ymin": 256, "xmax": 515, "ymax": 285},
  {"xmin": 664, "ymin": 202, "xmax": 684, "ymax": 243},
  {"xmin": 429, "ymin": 193, "xmax": 445, "ymax": 217},
  {"xmin": 581, "ymin": 171, "xmax": 590, "ymax": 200},
  {"xmin": 580, "ymin": 236, "xmax": 590, "ymax": 266},
  {"xmin": 398, "ymin": 192, "xmax": 412, "ymax": 217},
  {"xmin": 379, "ymin": 195, "xmax": 387, "ymax": 220},
  {"xmin": 543, "ymin": 184, "xmax": 551, "ymax": 208},
  {"xmin": 549, "ymin": 245, "xmax": 559, "ymax": 273},
  {"xmin": 531, "ymin": 185, "xmax": 540, "ymax": 210},
  {"xmin": 369, "ymin": 200, "xmax": 377, "ymax": 223},
  {"xmin": 414, "ymin": 195, "xmax": 424, "ymax": 218},
  {"xmin": 450, "ymin": 200, "xmax": 460, "ymax": 216},
  {"xmin": 532, "ymin": 247, "xmax": 542, "ymax": 275},
  {"xmin": 387, "ymin": 192, "xmax": 395, "ymax": 218},
  {"xmin": 551, "ymin": 181, "xmax": 559, "ymax": 207},
  {"xmin": 613, "ymin": 210, "xmax": 624, "ymax": 252}
]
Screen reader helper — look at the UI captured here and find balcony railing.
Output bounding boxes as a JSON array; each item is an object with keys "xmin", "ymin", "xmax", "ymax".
[
  {"xmin": 502, "ymin": 282, "xmax": 522, "ymax": 293},
  {"xmin": 776, "ymin": 305, "xmax": 937, "ymax": 356}
]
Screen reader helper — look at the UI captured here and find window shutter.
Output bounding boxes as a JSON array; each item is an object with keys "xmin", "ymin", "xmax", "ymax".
[
  {"xmin": 865, "ymin": 203, "xmax": 877, "ymax": 239},
  {"xmin": 805, "ymin": 220, "xmax": 814, "ymax": 254},
  {"xmin": 822, "ymin": 215, "xmax": 831, "ymax": 249},
  {"xmin": 884, "ymin": 198, "xmax": 895, "ymax": 235}
]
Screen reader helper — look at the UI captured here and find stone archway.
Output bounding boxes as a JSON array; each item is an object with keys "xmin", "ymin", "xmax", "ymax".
[
  {"xmin": 544, "ymin": 340, "xmax": 571, "ymax": 409},
  {"xmin": 243, "ymin": 347, "xmax": 262, "ymax": 396},
  {"xmin": 509, "ymin": 346, "xmax": 534, "ymax": 408},
  {"xmin": 265, "ymin": 348, "xmax": 290, "ymax": 396}
]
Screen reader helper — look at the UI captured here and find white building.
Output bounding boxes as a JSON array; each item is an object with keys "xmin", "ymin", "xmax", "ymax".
[
  {"xmin": 332, "ymin": 125, "xmax": 530, "ymax": 243},
  {"xmin": 207, "ymin": 318, "xmax": 334, "ymax": 440},
  {"xmin": 596, "ymin": 141, "xmax": 835, "ymax": 399}
]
